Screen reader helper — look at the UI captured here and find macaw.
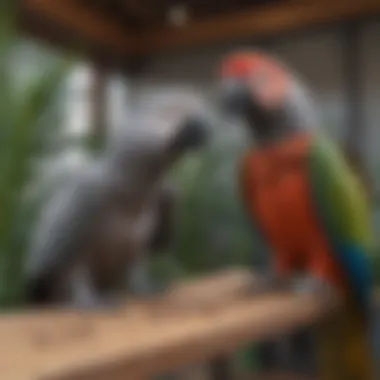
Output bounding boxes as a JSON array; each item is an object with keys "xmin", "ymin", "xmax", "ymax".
[
  {"xmin": 218, "ymin": 50, "xmax": 375, "ymax": 379},
  {"xmin": 25, "ymin": 112, "xmax": 208, "ymax": 308}
]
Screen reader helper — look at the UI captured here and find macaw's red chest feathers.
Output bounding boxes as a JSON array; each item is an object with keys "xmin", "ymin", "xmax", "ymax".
[{"xmin": 240, "ymin": 132, "xmax": 347, "ymax": 293}]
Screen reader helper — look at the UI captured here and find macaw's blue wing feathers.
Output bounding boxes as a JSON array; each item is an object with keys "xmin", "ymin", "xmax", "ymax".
[{"xmin": 335, "ymin": 243, "xmax": 373, "ymax": 314}]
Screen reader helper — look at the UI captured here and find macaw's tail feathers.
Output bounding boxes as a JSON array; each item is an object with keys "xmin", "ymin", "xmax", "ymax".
[{"xmin": 317, "ymin": 306, "xmax": 376, "ymax": 380}]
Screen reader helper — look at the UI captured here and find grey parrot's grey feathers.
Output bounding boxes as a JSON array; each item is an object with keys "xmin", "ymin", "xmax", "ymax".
[
  {"xmin": 26, "ymin": 164, "xmax": 107, "ymax": 280},
  {"xmin": 149, "ymin": 181, "xmax": 178, "ymax": 253},
  {"xmin": 25, "ymin": 109, "xmax": 209, "ymax": 306}
]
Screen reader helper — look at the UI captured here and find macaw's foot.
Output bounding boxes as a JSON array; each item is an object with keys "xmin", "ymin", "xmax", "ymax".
[
  {"xmin": 293, "ymin": 275, "xmax": 337, "ymax": 307},
  {"xmin": 246, "ymin": 271, "xmax": 293, "ymax": 296},
  {"xmin": 293, "ymin": 275, "xmax": 330, "ymax": 294}
]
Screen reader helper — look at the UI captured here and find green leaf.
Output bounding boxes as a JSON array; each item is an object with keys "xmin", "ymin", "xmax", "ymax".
[{"xmin": 0, "ymin": 15, "xmax": 75, "ymax": 305}]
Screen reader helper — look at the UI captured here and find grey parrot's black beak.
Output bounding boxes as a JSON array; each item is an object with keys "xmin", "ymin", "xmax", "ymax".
[
  {"xmin": 170, "ymin": 114, "xmax": 210, "ymax": 153},
  {"xmin": 219, "ymin": 78, "xmax": 252, "ymax": 117}
]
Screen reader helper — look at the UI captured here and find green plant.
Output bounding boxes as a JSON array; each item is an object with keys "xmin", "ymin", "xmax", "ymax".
[
  {"xmin": 167, "ymin": 130, "xmax": 256, "ymax": 276},
  {"xmin": 0, "ymin": 3, "xmax": 73, "ymax": 307}
]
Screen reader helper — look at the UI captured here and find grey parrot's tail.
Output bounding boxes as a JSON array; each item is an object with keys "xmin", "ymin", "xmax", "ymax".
[{"xmin": 25, "ymin": 275, "xmax": 55, "ymax": 306}]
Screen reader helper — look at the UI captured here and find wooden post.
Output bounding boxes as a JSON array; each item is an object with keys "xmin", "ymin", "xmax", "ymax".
[
  {"xmin": 343, "ymin": 22, "xmax": 361, "ymax": 157},
  {"xmin": 341, "ymin": 22, "xmax": 371, "ymax": 194},
  {"xmin": 89, "ymin": 62, "xmax": 108, "ymax": 151}
]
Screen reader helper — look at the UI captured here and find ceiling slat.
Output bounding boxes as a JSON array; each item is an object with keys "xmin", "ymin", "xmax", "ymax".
[
  {"xmin": 23, "ymin": 0, "xmax": 136, "ymax": 57},
  {"xmin": 21, "ymin": 0, "xmax": 380, "ymax": 60},
  {"xmin": 135, "ymin": 0, "xmax": 380, "ymax": 54}
]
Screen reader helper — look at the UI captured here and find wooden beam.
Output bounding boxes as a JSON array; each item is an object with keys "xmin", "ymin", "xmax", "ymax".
[
  {"xmin": 136, "ymin": 0, "xmax": 380, "ymax": 55},
  {"xmin": 22, "ymin": 0, "xmax": 136, "ymax": 58},
  {"xmin": 21, "ymin": 0, "xmax": 380, "ymax": 61},
  {"xmin": 0, "ymin": 269, "xmax": 336, "ymax": 380},
  {"xmin": 343, "ymin": 22, "xmax": 362, "ymax": 156},
  {"xmin": 19, "ymin": 9, "xmax": 129, "ymax": 70},
  {"xmin": 340, "ymin": 22, "xmax": 373, "ymax": 196},
  {"xmin": 89, "ymin": 63, "xmax": 108, "ymax": 151}
]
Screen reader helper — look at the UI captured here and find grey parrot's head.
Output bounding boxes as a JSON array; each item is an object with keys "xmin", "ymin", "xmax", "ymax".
[
  {"xmin": 167, "ymin": 113, "xmax": 209, "ymax": 154},
  {"xmin": 106, "ymin": 112, "xmax": 210, "ymax": 183}
]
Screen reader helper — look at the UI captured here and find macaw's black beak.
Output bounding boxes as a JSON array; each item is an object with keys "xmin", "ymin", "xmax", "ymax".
[
  {"xmin": 219, "ymin": 78, "xmax": 252, "ymax": 117},
  {"xmin": 170, "ymin": 114, "xmax": 210, "ymax": 154},
  {"xmin": 219, "ymin": 78, "xmax": 278, "ymax": 138}
]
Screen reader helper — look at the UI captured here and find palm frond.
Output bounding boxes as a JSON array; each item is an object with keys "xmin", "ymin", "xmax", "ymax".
[
  {"xmin": 0, "ymin": 0, "xmax": 17, "ymax": 141},
  {"xmin": 0, "ymin": 29, "xmax": 74, "ymax": 306}
]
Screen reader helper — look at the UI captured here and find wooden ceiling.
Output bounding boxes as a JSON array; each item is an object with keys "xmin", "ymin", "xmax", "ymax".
[
  {"xmin": 21, "ymin": 0, "xmax": 380, "ymax": 65},
  {"xmin": 80, "ymin": 0, "xmax": 283, "ymax": 30}
]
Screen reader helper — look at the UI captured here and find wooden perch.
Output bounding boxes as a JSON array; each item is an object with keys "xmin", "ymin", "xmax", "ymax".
[{"xmin": 0, "ymin": 269, "xmax": 336, "ymax": 380}]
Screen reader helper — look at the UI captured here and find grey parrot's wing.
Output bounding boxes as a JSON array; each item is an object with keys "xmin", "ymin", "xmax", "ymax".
[
  {"xmin": 148, "ymin": 181, "xmax": 178, "ymax": 254},
  {"xmin": 25, "ymin": 166, "xmax": 107, "ymax": 282}
]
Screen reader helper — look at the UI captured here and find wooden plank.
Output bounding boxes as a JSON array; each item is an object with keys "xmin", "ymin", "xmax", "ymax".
[
  {"xmin": 343, "ymin": 22, "xmax": 362, "ymax": 156},
  {"xmin": 22, "ymin": 0, "xmax": 380, "ymax": 60},
  {"xmin": 89, "ymin": 63, "xmax": 108, "ymax": 149},
  {"xmin": 136, "ymin": 0, "xmax": 380, "ymax": 54},
  {"xmin": 340, "ymin": 22, "xmax": 373, "ymax": 197},
  {"xmin": 0, "ymin": 269, "xmax": 336, "ymax": 380},
  {"xmin": 163, "ymin": 267, "xmax": 257, "ymax": 307},
  {"xmin": 22, "ymin": 0, "xmax": 136, "ymax": 57},
  {"xmin": 18, "ymin": 9, "xmax": 127, "ymax": 69}
]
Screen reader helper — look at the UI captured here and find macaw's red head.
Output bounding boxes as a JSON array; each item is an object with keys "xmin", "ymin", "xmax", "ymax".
[{"xmin": 218, "ymin": 51, "xmax": 296, "ymax": 139}]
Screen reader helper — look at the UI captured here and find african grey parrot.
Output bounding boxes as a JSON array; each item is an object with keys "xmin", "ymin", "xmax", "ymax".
[{"xmin": 24, "ymin": 112, "xmax": 209, "ymax": 308}]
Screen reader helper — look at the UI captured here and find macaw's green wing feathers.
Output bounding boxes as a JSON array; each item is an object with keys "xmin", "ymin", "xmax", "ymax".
[
  {"xmin": 307, "ymin": 137, "xmax": 374, "ymax": 312},
  {"xmin": 308, "ymin": 137, "xmax": 373, "ymax": 250}
]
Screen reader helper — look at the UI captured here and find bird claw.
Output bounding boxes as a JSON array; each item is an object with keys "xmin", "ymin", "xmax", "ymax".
[
  {"xmin": 294, "ymin": 276, "xmax": 329, "ymax": 294},
  {"xmin": 129, "ymin": 282, "xmax": 168, "ymax": 305},
  {"xmin": 246, "ymin": 272, "xmax": 292, "ymax": 296},
  {"xmin": 69, "ymin": 294, "xmax": 127, "ymax": 313},
  {"xmin": 293, "ymin": 276, "xmax": 337, "ymax": 306}
]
